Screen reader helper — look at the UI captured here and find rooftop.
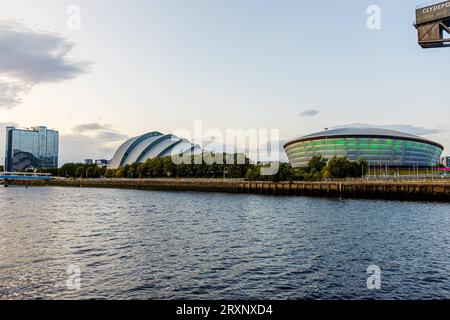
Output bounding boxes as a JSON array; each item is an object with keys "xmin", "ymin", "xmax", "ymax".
[{"xmin": 284, "ymin": 127, "xmax": 444, "ymax": 150}]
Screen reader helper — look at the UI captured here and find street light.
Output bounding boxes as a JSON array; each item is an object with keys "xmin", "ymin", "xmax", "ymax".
[{"xmin": 416, "ymin": 163, "xmax": 419, "ymax": 181}]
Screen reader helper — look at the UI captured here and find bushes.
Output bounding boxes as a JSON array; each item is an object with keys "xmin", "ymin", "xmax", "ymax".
[
  {"xmin": 113, "ymin": 153, "xmax": 253, "ymax": 179},
  {"xmin": 244, "ymin": 156, "xmax": 367, "ymax": 182},
  {"xmin": 303, "ymin": 155, "xmax": 328, "ymax": 181},
  {"xmin": 244, "ymin": 163, "xmax": 303, "ymax": 182},
  {"xmin": 325, "ymin": 156, "xmax": 368, "ymax": 179},
  {"xmin": 38, "ymin": 154, "xmax": 367, "ymax": 181},
  {"xmin": 110, "ymin": 155, "xmax": 367, "ymax": 181},
  {"xmin": 58, "ymin": 163, "xmax": 107, "ymax": 178}
]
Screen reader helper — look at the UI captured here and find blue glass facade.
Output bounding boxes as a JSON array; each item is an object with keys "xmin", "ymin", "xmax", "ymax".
[{"xmin": 4, "ymin": 126, "xmax": 59, "ymax": 172}]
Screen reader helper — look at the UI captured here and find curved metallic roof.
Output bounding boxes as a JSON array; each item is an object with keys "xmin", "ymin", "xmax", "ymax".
[
  {"xmin": 284, "ymin": 127, "xmax": 444, "ymax": 150},
  {"xmin": 110, "ymin": 131, "xmax": 200, "ymax": 169}
]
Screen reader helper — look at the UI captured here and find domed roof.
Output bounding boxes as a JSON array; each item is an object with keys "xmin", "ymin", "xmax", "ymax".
[
  {"xmin": 110, "ymin": 131, "xmax": 201, "ymax": 169},
  {"xmin": 284, "ymin": 127, "xmax": 444, "ymax": 150}
]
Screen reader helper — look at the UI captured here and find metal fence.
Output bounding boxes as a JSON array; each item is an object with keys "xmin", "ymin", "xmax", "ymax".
[
  {"xmin": 324, "ymin": 174, "xmax": 450, "ymax": 183},
  {"xmin": 365, "ymin": 174, "xmax": 450, "ymax": 182},
  {"xmin": 0, "ymin": 172, "xmax": 53, "ymax": 181},
  {"xmin": 54, "ymin": 177, "xmax": 245, "ymax": 183}
]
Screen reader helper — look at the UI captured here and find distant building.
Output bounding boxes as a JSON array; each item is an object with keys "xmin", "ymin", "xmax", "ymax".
[
  {"xmin": 84, "ymin": 159, "xmax": 109, "ymax": 166},
  {"xmin": 95, "ymin": 159, "xmax": 110, "ymax": 166},
  {"xmin": 4, "ymin": 126, "xmax": 59, "ymax": 172}
]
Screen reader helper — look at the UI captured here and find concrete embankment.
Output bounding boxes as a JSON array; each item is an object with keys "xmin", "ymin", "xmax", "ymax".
[{"xmin": 6, "ymin": 178, "xmax": 450, "ymax": 201}]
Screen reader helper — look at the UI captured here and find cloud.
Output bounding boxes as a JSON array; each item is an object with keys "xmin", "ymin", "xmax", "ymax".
[
  {"xmin": 72, "ymin": 122, "xmax": 128, "ymax": 142},
  {"xmin": 58, "ymin": 123, "xmax": 129, "ymax": 164},
  {"xmin": 300, "ymin": 109, "xmax": 319, "ymax": 117},
  {"xmin": 0, "ymin": 20, "xmax": 90, "ymax": 109},
  {"xmin": 0, "ymin": 81, "xmax": 30, "ymax": 108},
  {"xmin": 95, "ymin": 131, "xmax": 129, "ymax": 142},
  {"xmin": 0, "ymin": 121, "xmax": 19, "ymax": 129},
  {"xmin": 73, "ymin": 123, "xmax": 115, "ymax": 133},
  {"xmin": 59, "ymin": 134, "xmax": 120, "ymax": 165},
  {"xmin": 332, "ymin": 123, "xmax": 441, "ymax": 136}
]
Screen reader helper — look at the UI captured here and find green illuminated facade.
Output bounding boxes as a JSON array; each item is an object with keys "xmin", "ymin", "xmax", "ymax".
[{"xmin": 284, "ymin": 128, "xmax": 444, "ymax": 168}]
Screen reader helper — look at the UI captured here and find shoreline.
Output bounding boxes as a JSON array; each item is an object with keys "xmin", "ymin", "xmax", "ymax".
[{"xmin": 4, "ymin": 178, "xmax": 450, "ymax": 202}]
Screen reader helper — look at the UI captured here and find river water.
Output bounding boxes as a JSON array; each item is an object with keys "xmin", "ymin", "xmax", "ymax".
[{"xmin": 0, "ymin": 186, "xmax": 449, "ymax": 300}]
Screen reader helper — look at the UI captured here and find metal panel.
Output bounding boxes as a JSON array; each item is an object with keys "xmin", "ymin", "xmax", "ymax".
[
  {"xmin": 416, "ymin": 1, "xmax": 450, "ymax": 25},
  {"xmin": 109, "ymin": 131, "xmax": 163, "ymax": 168},
  {"xmin": 416, "ymin": 19, "xmax": 450, "ymax": 48}
]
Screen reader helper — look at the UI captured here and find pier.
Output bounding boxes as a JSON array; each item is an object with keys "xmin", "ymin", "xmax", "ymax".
[
  {"xmin": 0, "ymin": 172, "xmax": 53, "ymax": 186},
  {"xmin": 6, "ymin": 178, "xmax": 450, "ymax": 201}
]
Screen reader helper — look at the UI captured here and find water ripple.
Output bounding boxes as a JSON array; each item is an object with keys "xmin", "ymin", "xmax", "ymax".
[{"xmin": 1, "ymin": 187, "xmax": 450, "ymax": 299}]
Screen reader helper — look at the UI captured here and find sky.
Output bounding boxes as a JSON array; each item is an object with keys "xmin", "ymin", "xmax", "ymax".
[{"xmin": 0, "ymin": 0, "xmax": 449, "ymax": 165}]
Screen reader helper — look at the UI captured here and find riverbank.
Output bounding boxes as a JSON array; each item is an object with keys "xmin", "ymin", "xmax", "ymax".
[{"xmin": 5, "ymin": 178, "xmax": 450, "ymax": 201}]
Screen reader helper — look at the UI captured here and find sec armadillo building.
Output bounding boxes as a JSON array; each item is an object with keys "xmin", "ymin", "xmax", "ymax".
[
  {"xmin": 110, "ymin": 131, "xmax": 201, "ymax": 169},
  {"xmin": 284, "ymin": 128, "xmax": 444, "ymax": 168}
]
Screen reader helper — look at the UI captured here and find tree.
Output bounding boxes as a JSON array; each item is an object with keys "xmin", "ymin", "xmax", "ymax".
[
  {"xmin": 136, "ymin": 162, "xmax": 147, "ymax": 179},
  {"xmin": 60, "ymin": 163, "xmax": 78, "ymax": 177},
  {"xmin": 105, "ymin": 169, "xmax": 115, "ymax": 178},
  {"xmin": 115, "ymin": 164, "xmax": 129, "ymax": 178},
  {"xmin": 163, "ymin": 157, "xmax": 175, "ymax": 177},
  {"xmin": 304, "ymin": 155, "xmax": 328, "ymax": 181},
  {"xmin": 75, "ymin": 166, "xmax": 84, "ymax": 178},
  {"xmin": 357, "ymin": 158, "xmax": 368, "ymax": 177},
  {"xmin": 327, "ymin": 156, "xmax": 350, "ymax": 178},
  {"xmin": 326, "ymin": 156, "xmax": 368, "ymax": 179},
  {"xmin": 128, "ymin": 163, "xmax": 138, "ymax": 178},
  {"xmin": 245, "ymin": 167, "xmax": 260, "ymax": 181}
]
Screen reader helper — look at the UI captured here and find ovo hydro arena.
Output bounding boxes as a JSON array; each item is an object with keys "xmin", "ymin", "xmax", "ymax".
[{"xmin": 283, "ymin": 128, "xmax": 444, "ymax": 168}]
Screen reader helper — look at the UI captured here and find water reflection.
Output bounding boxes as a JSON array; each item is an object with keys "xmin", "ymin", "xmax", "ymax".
[{"xmin": 1, "ymin": 187, "xmax": 449, "ymax": 299}]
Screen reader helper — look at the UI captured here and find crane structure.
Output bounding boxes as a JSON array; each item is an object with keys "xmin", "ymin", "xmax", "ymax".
[{"xmin": 415, "ymin": 1, "xmax": 450, "ymax": 48}]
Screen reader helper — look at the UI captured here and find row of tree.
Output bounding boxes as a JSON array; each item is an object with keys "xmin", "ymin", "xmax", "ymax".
[
  {"xmin": 38, "ymin": 163, "xmax": 107, "ymax": 179},
  {"xmin": 41, "ymin": 154, "xmax": 253, "ymax": 180},
  {"xmin": 303, "ymin": 155, "xmax": 368, "ymax": 180},
  {"xmin": 36, "ymin": 154, "xmax": 368, "ymax": 181},
  {"xmin": 245, "ymin": 156, "xmax": 368, "ymax": 181},
  {"xmin": 106, "ymin": 154, "xmax": 253, "ymax": 179}
]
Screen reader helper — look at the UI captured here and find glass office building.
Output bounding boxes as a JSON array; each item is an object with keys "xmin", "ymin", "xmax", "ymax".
[
  {"xmin": 284, "ymin": 128, "xmax": 444, "ymax": 168},
  {"xmin": 4, "ymin": 126, "xmax": 59, "ymax": 172}
]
